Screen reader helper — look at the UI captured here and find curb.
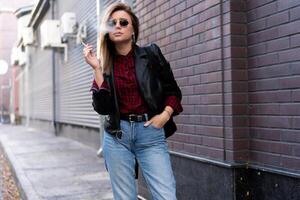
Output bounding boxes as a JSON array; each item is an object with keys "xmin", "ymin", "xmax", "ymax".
[{"xmin": 0, "ymin": 135, "xmax": 41, "ymax": 200}]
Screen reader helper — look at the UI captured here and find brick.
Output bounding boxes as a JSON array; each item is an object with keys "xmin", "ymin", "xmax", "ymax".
[
  {"xmin": 174, "ymin": 1, "xmax": 186, "ymax": 13},
  {"xmin": 171, "ymin": 141, "xmax": 184, "ymax": 151},
  {"xmin": 280, "ymin": 104, "xmax": 300, "ymax": 115},
  {"xmin": 187, "ymin": 55, "xmax": 199, "ymax": 66},
  {"xmin": 277, "ymin": 0, "xmax": 300, "ymax": 11},
  {"xmin": 192, "ymin": 1, "xmax": 205, "ymax": 15},
  {"xmin": 255, "ymin": 1, "xmax": 277, "ymax": 19},
  {"xmin": 249, "ymin": 104, "xmax": 280, "ymax": 115},
  {"xmin": 281, "ymin": 156, "xmax": 300, "ymax": 171},
  {"xmin": 248, "ymin": 18, "xmax": 266, "ymax": 33},
  {"xmin": 247, "ymin": 0, "xmax": 276, "ymax": 10},
  {"xmin": 181, "ymin": 27, "xmax": 193, "ymax": 39},
  {"xmin": 171, "ymin": 133, "xmax": 189, "ymax": 143},
  {"xmin": 281, "ymin": 130, "xmax": 300, "ymax": 143},
  {"xmin": 187, "ymin": 135, "xmax": 203, "ymax": 145},
  {"xmin": 290, "ymin": 6, "xmax": 300, "ymax": 21},
  {"xmin": 195, "ymin": 105, "xmax": 222, "ymax": 115},
  {"xmin": 279, "ymin": 47, "xmax": 300, "ymax": 63},
  {"xmin": 266, "ymin": 10, "xmax": 289, "ymax": 28},
  {"xmin": 194, "ymin": 83, "xmax": 222, "ymax": 94},
  {"xmin": 187, "ymin": 35, "xmax": 199, "ymax": 46},
  {"xmin": 230, "ymin": 12, "xmax": 247, "ymax": 23},
  {"xmin": 279, "ymin": 76, "xmax": 300, "ymax": 89},
  {"xmin": 188, "ymin": 75, "xmax": 201, "ymax": 85},
  {"xmin": 181, "ymin": 46, "xmax": 193, "ymax": 57},
  {"xmin": 249, "ymin": 90, "xmax": 292, "ymax": 103},
  {"xmin": 205, "ymin": 16, "xmax": 221, "ymax": 30},
  {"xmin": 291, "ymin": 34, "xmax": 300, "ymax": 48},
  {"xmin": 293, "ymin": 145, "xmax": 300, "ymax": 156},
  {"xmin": 292, "ymin": 117, "xmax": 300, "ymax": 129},
  {"xmin": 292, "ymin": 89, "xmax": 300, "ymax": 102},
  {"xmin": 200, "ymin": 71, "xmax": 222, "ymax": 84},
  {"xmin": 250, "ymin": 116, "xmax": 292, "ymax": 129},
  {"xmin": 230, "ymin": 35, "xmax": 247, "ymax": 47},
  {"xmin": 192, "ymin": 23, "xmax": 205, "ymax": 35},
  {"xmin": 196, "ymin": 145, "xmax": 224, "ymax": 159},
  {"xmin": 164, "ymin": 7, "xmax": 175, "ymax": 18},
  {"xmin": 256, "ymin": 53, "xmax": 279, "ymax": 67},
  {"xmin": 202, "ymin": 136, "xmax": 224, "ymax": 148},
  {"xmin": 183, "ymin": 143, "xmax": 197, "ymax": 154},
  {"xmin": 266, "ymin": 37, "xmax": 289, "ymax": 52},
  {"xmin": 251, "ymin": 78, "xmax": 279, "ymax": 95},
  {"xmin": 159, "ymin": 1, "xmax": 170, "ymax": 13},
  {"xmin": 248, "ymin": 64, "xmax": 290, "ymax": 79},
  {"xmin": 175, "ymin": 20, "xmax": 187, "ymax": 32},
  {"xmin": 181, "ymin": 86, "xmax": 194, "ymax": 96},
  {"xmin": 199, "ymin": 49, "xmax": 221, "ymax": 63},
  {"xmin": 195, "ymin": 125, "xmax": 223, "ymax": 137},
  {"xmin": 230, "ymin": 0, "xmax": 246, "ymax": 12},
  {"xmin": 250, "ymin": 128, "xmax": 281, "ymax": 141},
  {"xmin": 278, "ymin": 20, "xmax": 300, "ymax": 38},
  {"xmin": 194, "ymin": 60, "xmax": 222, "ymax": 74},
  {"xmin": 226, "ymin": 139, "xmax": 249, "ymax": 151},
  {"xmin": 250, "ymin": 152, "xmax": 281, "ymax": 166}
]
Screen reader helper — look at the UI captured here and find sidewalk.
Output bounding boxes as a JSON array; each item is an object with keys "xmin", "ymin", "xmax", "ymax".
[{"xmin": 0, "ymin": 124, "xmax": 113, "ymax": 200}]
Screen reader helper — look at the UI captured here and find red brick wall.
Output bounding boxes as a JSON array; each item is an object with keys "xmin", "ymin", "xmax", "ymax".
[
  {"xmin": 135, "ymin": 0, "xmax": 225, "ymax": 160},
  {"xmin": 135, "ymin": 0, "xmax": 250, "ymax": 163},
  {"xmin": 135, "ymin": 0, "xmax": 300, "ymax": 173},
  {"xmin": 247, "ymin": 0, "xmax": 300, "ymax": 171}
]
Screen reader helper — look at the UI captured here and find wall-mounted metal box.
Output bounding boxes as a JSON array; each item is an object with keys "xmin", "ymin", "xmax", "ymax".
[
  {"xmin": 40, "ymin": 20, "xmax": 62, "ymax": 48},
  {"xmin": 61, "ymin": 12, "xmax": 77, "ymax": 36},
  {"xmin": 22, "ymin": 27, "xmax": 34, "ymax": 45}
]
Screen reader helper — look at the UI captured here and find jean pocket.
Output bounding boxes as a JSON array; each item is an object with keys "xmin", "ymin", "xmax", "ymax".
[{"xmin": 149, "ymin": 124, "xmax": 163, "ymax": 130}]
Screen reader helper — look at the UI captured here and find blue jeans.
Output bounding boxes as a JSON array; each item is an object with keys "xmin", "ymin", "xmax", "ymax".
[{"xmin": 103, "ymin": 120, "xmax": 177, "ymax": 200}]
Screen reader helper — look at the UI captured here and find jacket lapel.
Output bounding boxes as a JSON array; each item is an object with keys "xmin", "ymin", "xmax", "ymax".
[{"xmin": 134, "ymin": 45, "xmax": 149, "ymax": 90}]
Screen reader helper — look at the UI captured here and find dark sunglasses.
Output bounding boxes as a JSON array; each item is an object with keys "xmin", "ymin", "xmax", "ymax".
[{"xmin": 107, "ymin": 18, "xmax": 129, "ymax": 28}]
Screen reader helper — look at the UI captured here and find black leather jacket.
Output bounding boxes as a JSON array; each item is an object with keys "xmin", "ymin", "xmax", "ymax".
[{"xmin": 91, "ymin": 43, "xmax": 182, "ymax": 138}]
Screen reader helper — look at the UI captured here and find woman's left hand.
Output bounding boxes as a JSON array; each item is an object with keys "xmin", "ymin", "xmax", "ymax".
[{"xmin": 144, "ymin": 111, "xmax": 170, "ymax": 129}]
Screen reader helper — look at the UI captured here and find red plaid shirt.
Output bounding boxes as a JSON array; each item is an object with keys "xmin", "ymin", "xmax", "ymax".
[{"xmin": 90, "ymin": 48, "xmax": 182, "ymax": 115}]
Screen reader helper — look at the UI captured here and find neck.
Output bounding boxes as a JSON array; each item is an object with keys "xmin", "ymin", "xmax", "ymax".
[{"xmin": 115, "ymin": 41, "xmax": 132, "ymax": 55}]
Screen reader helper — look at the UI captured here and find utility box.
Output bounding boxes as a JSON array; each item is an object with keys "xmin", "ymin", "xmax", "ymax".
[
  {"xmin": 22, "ymin": 27, "xmax": 34, "ymax": 45},
  {"xmin": 11, "ymin": 47, "xmax": 27, "ymax": 66},
  {"xmin": 40, "ymin": 20, "xmax": 62, "ymax": 48},
  {"xmin": 61, "ymin": 12, "xmax": 77, "ymax": 35}
]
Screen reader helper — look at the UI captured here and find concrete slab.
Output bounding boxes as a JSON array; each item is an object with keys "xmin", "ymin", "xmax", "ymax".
[{"xmin": 0, "ymin": 124, "xmax": 113, "ymax": 200}]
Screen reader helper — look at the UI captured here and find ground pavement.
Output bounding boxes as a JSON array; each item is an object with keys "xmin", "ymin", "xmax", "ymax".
[{"xmin": 0, "ymin": 124, "xmax": 113, "ymax": 200}]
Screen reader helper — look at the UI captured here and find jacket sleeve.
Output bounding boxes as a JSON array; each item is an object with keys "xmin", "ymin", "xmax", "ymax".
[
  {"xmin": 91, "ymin": 75, "xmax": 114, "ymax": 115},
  {"xmin": 150, "ymin": 43, "xmax": 183, "ymax": 115}
]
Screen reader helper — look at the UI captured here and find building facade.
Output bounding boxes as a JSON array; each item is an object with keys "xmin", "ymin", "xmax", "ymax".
[{"xmin": 12, "ymin": 0, "xmax": 300, "ymax": 199}]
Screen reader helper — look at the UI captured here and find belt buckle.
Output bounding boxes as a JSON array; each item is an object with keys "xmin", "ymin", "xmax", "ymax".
[{"xmin": 128, "ymin": 114, "xmax": 135, "ymax": 122}]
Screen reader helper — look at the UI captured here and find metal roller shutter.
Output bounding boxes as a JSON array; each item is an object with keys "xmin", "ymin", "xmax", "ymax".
[{"xmin": 56, "ymin": 0, "xmax": 99, "ymax": 128}]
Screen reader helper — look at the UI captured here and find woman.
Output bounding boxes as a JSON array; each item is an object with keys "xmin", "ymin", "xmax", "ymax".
[{"xmin": 83, "ymin": 2, "xmax": 182, "ymax": 200}]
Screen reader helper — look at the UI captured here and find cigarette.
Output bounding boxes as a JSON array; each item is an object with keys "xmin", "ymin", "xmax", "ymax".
[{"xmin": 80, "ymin": 37, "xmax": 88, "ymax": 46}]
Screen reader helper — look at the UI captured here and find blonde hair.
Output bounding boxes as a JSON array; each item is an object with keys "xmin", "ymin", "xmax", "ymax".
[{"xmin": 98, "ymin": 2, "xmax": 139, "ymax": 73}]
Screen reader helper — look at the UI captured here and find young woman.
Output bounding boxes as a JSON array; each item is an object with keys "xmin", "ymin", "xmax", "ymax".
[{"xmin": 83, "ymin": 2, "xmax": 182, "ymax": 200}]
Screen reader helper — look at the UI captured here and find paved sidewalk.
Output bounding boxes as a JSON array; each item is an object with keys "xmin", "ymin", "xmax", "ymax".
[{"xmin": 0, "ymin": 124, "xmax": 113, "ymax": 200}]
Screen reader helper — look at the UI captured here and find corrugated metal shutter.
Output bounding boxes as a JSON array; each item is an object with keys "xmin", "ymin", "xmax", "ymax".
[
  {"xmin": 56, "ymin": 0, "xmax": 99, "ymax": 128},
  {"xmin": 56, "ymin": 0, "xmax": 133, "ymax": 128},
  {"xmin": 29, "ymin": 43, "xmax": 53, "ymax": 120}
]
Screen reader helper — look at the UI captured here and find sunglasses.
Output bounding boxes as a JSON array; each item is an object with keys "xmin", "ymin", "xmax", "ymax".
[{"xmin": 107, "ymin": 18, "xmax": 129, "ymax": 28}]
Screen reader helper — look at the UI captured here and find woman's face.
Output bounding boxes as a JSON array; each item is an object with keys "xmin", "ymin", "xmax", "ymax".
[{"xmin": 107, "ymin": 10, "xmax": 134, "ymax": 45}]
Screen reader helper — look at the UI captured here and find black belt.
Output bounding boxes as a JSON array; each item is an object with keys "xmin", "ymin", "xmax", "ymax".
[{"xmin": 120, "ymin": 113, "xmax": 148, "ymax": 122}]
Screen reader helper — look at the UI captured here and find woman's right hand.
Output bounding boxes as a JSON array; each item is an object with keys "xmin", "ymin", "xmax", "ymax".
[{"xmin": 83, "ymin": 44, "xmax": 101, "ymax": 70}]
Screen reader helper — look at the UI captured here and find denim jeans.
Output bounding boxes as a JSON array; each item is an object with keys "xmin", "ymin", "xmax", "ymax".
[{"xmin": 103, "ymin": 120, "xmax": 177, "ymax": 200}]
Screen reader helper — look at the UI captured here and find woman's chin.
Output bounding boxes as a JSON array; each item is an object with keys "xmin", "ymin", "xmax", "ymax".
[{"xmin": 111, "ymin": 38, "xmax": 131, "ymax": 44}]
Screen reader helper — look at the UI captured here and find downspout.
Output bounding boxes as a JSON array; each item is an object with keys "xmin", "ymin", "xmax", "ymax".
[
  {"xmin": 25, "ymin": 46, "xmax": 30, "ymax": 127},
  {"xmin": 50, "ymin": 0, "xmax": 57, "ymax": 135}
]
